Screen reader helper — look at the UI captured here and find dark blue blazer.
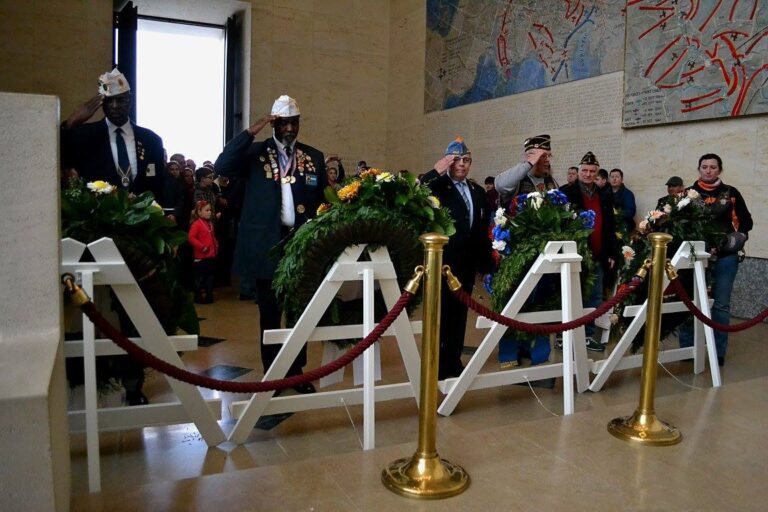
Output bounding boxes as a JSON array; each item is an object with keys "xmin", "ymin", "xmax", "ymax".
[
  {"xmin": 61, "ymin": 119, "xmax": 166, "ymax": 204},
  {"xmin": 214, "ymin": 131, "xmax": 326, "ymax": 281},
  {"xmin": 422, "ymin": 169, "xmax": 494, "ymax": 279}
]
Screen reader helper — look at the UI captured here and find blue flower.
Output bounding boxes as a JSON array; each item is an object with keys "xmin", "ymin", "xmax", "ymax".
[
  {"xmin": 515, "ymin": 194, "xmax": 528, "ymax": 213},
  {"xmin": 492, "ymin": 224, "xmax": 510, "ymax": 241},
  {"xmin": 578, "ymin": 210, "xmax": 596, "ymax": 229},
  {"xmin": 546, "ymin": 189, "xmax": 569, "ymax": 205},
  {"xmin": 483, "ymin": 274, "xmax": 493, "ymax": 294}
]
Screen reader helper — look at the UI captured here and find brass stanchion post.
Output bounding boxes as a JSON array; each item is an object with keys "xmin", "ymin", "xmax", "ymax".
[
  {"xmin": 608, "ymin": 232, "xmax": 682, "ymax": 445},
  {"xmin": 381, "ymin": 233, "xmax": 470, "ymax": 498}
]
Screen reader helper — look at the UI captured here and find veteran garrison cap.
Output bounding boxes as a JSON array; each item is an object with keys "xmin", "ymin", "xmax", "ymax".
[
  {"xmin": 445, "ymin": 136, "xmax": 471, "ymax": 156},
  {"xmin": 523, "ymin": 134, "xmax": 551, "ymax": 151},
  {"xmin": 580, "ymin": 151, "xmax": 599, "ymax": 166}
]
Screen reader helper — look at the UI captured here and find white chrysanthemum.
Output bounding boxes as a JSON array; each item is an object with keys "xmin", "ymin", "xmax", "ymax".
[
  {"xmin": 677, "ymin": 197, "xmax": 691, "ymax": 210},
  {"xmin": 87, "ymin": 180, "xmax": 115, "ymax": 194},
  {"xmin": 663, "ymin": 204, "xmax": 672, "ymax": 213},
  {"xmin": 527, "ymin": 191, "xmax": 543, "ymax": 199},
  {"xmin": 375, "ymin": 172, "xmax": 394, "ymax": 182},
  {"xmin": 494, "ymin": 207, "xmax": 506, "ymax": 225},
  {"xmin": 427, "ymin": 195, "xmax": 440, "ymax": 208},
  {"xmin": 531, "ymin": 195, "xmax": 543, "ymax": 210},
  {"xmin": 686, "ymin": 189, "xmax": 700, "ymax": 199},
  {"xmin": 491, "ymin": 240, "xmax": 507, "ymax": 252}
]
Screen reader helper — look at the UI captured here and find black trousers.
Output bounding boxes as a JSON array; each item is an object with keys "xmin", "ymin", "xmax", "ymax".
[
  {"xmin": 194, "ymin": 259, "xmax": 215, "ymax": 299},
  {"xmin": 255, "ymin": 278, "xmax": 307, "ymax": 376},
  {"xmin": 438, "ymin": 263, "xmax": 475, "ymax": 379}
]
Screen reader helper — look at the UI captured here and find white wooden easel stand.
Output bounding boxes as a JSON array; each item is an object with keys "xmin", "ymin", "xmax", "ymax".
[
  {"xmin": 589, "ymin": 241, "xmax": 720, "ymax": 392},
  {"xmin": 438, "ymin": 241, "xmax": 592, "ymax": 417},
  {"xmin": 61, "ymin": 238, "xmax": 226, "ymax": 492},
  {"xmin": 228, "ymin": 245, "xmax": 422, "ymax": 447}
]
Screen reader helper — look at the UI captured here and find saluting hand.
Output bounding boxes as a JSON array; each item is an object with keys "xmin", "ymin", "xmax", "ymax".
[
  {"xmin": 433, "ymin": 155, "xmax": 456, "ymax": 175},
  {"xmin": 64, "ymin": 94, "xmax": 103, "ymax": 129},
  {"xmin": 247, "ymin": 114, "xmax": 278, "ymax": 136},
  {"xmin": 525, "ymin": 148, "xmax": 547, "ymax": 166}
]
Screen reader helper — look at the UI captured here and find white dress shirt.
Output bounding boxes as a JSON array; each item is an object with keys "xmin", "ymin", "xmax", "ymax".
[
  {"xmin": 105, "ymin": 118, "xmax": 138, "ymax": 180},
  {"xmin": 274, "ymin": 136, "xmax": 297, "ymax": 227}
]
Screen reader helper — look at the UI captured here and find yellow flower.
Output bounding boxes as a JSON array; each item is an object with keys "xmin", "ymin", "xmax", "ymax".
[
  {"xmin": 375, "ymin": 171, "xmax": 394, "ymax": 183},
  {"xmin": 316, "ymin": 203, "xmax": 332, "ymax": 215},
  {"xmin": 337, "ymin": 180, "xmax": 361, "ymax": 201},
  {"xmin": 359, "ymin": 167, "xmax": 381, "ymax": 179},
  {"xmin": 87, "ymin": 180, "xmax": 116, "ymax": 195},
  {"xmin": 428, "ymin": 195, "xmax": 440, "ymax": 208}
]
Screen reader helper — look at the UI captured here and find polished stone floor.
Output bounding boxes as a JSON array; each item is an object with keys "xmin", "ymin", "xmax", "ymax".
[{"xmin": 70, "ymin": 284, "xmax": 768, "ymax": 511}]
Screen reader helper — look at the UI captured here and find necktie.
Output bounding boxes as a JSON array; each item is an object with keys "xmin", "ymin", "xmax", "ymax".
[
  {"xmin": 458, "ymin": 181, "xmax": 472, "ymax": 227},
  {"xmin": 115, "ymin": 127, "xmax": 131, "ymax": 187}
]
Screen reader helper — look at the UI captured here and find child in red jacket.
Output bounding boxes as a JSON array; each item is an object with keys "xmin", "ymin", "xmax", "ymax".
[{"xmin": 188, "ymin": 200, "xmax": 219, "ymax": 304}]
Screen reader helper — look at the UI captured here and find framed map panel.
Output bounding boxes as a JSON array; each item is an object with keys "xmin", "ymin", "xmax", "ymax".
[
  {"xmin": 425, "ymin": 0, "xmax": 625, "ymax": 113},
  {"xmin": 623, "ymin": 0, "xmax": 768, "ymax": 127}
]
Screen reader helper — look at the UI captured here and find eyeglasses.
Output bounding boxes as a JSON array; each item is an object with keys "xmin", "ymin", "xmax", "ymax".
[{"xmin": 453, "ymin": 156, "xmax": 472, "ymax": 163}]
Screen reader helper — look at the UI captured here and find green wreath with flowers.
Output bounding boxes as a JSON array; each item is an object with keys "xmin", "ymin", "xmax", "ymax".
[
  {"xmin": 484, "ymin": 190, "xmax": 597, "ymax": 344},
  {"xmin": 61, "ymin": 178, "xmax": 199, "ymax": 390},
  {"xmin": 273, "ymin": 169, "xmax": 455, "ymax": 335},
  {"xmin": 614, "ymin": 189, "xmax": 721, "ymax": 351}
]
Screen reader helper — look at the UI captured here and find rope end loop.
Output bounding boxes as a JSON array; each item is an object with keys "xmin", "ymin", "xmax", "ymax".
[
  {"xmin": 404, "ymin": 265, "xmax": 425, "ymax": 295},
  {"xmin": 442, "ymin": 265, "xmax": 462, "ymax": 292},
  {"xmin": 61, "ymin": 273, "xmax": 91, "ymax": 306},
  {"xmin": 634, "ymin": 258, "xmax": 652, "ymax": 281},
  {"xmin": 665, "ymin": 260, "xmax": 678, "ymax": 281}
]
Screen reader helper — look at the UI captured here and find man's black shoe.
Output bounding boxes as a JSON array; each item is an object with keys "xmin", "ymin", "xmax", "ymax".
[
  {"xmin": 126, "ymin": 390, "xmax": 149, "ymax": 406},
  {"xmin": 717, "ymin": 356, "xmax": 725, "ymax": 367},
  {"xmin": 293, "ymin": 382, "xmax": 316, "ymax": 394}
]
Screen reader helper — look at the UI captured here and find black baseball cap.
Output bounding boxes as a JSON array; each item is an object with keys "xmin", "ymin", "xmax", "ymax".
[{"xmin": 665, "ymin": 176, "xmax": 684, "ymax": 186}]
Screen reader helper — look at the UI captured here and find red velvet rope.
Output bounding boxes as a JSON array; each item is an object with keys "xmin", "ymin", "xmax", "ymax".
[
  {"xmin": 667, "ymin": 278, "xmax": 768, "ymax": 332},
  {"xmin": 79, "ymin": 291, "xmax": 414, "ymax": 393},
  {"xmin": 452, "ymin": 276, "xmax": 644, "ymax": 334}
]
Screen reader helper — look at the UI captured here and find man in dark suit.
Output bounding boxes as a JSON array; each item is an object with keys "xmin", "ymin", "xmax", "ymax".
[
  {"xmin": 560, "ymin": 151, "xmax": 619, "ymax": 352},
  {"xmin": 61, "ymin": 68, "xmax": 166, "ymax": 204},
  {"xmin": 60, "ymin": 69, "xmax": 167, "ymax": 406},
  {"xmin": 421, "ymin": 137, "xmax": 493, "ymax": 379},
  {"xmin": 214, "ymin": 95, "xmax": 326, "ymax": 393}
]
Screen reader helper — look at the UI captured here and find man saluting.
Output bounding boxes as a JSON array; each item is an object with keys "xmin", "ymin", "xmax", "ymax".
[{"xmin": 214, "ymin": 95, "xmax": 326, "ymax": 393}]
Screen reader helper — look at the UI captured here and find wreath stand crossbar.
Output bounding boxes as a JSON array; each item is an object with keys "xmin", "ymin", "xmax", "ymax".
[
  {"xmin": 228, "ymin": 245, "xmax": 422, "ymax": 447},
  {"xmin": 61, "ymin": 238, "xmax": 226, "ymax": 493},
  {"xmin": 589, "ymin": 241, "xmax": 720, "ymax": 391},
  {"xmin": 438, "ymin": 241, "xmax": 592, "ymax": 417}
]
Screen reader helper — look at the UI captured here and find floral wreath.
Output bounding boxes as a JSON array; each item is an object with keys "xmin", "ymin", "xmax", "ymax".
[
  {"xmin": 273, "ymin": 169, "xmax": 456, "ymax": 325},
  {"xmin": 61, "ymin": 179, "xmax": 199, "ymax": 390},
  {"xmin": 485, "ymin": 189, "xmax": 597, "ymax": 341},
  {"xmin": 614, "ymin": 188, "xmax": 721, "ymax": 351}
]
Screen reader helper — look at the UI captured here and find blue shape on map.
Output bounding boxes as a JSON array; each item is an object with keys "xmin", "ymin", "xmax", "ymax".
[
  {"xmin": 427, "ymin": 0, "xmax": 460, "ymax": 38},
  {"xmin": 506, "ymin": 56, "xmax": 548, "ymax": 94},
  {"xmin": 570, "ymin": 32, "xmax": 601, "ymax": 80},
  {"xmin": 445, "ymin": 50, "xmax": 500, "ymax": 109}
]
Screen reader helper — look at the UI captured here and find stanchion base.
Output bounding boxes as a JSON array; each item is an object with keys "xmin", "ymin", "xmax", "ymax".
[
  {"xmin": 381, "ymin": 453, "xmax": 470, "ymax": 499},
  {"xmin": 608, "ymin": 411, "xmax": 682, "ymax": 446}
]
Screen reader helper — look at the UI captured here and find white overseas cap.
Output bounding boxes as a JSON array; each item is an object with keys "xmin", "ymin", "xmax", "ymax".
[
  {"xmin": 271, "ymin": 95, "xmax": 300, "ymax": 117},
  {"xmin": 98, "ymin": 68, "xmax": 131, "ymax": 97}
]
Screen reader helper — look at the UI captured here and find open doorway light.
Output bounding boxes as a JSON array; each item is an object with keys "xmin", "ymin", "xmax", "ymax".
[{"xmin": 136, "ymin": 18, "xmax": 225, "ymax": 166}]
